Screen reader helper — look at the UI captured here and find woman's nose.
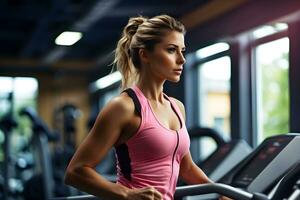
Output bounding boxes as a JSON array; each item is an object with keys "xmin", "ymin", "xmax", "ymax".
[
  {"xmin": 177, "ymin": 52, "xmax": 185, "ymax": 65},
  {"xmin": 177, "ymin": 52, "xmax": 186, "ymax": 65}
]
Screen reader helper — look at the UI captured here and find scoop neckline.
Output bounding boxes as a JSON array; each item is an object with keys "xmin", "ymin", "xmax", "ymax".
[{"xmin": 133, "ymin": 85, "xmax": 183, "ymax": 132}]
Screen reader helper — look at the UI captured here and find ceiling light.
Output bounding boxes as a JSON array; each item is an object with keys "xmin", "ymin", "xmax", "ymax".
[
  {"xmin": 55, "ymin": 31, "xmax": 82, "ymax": 46},
  {"xmin": 90, "ymin": 71, "xmax": 122, "ymax": 91},
  {"xmin": 196, "ymin": 42, "xmax": 229, "ymax": 59}
]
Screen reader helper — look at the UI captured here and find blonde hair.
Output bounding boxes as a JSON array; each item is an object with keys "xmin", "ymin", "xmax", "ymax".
[{"xmin": 113, "ymin": 15, "xmax": 185, "ymax": 90}]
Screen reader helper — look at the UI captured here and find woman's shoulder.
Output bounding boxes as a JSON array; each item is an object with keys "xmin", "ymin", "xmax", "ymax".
[
  {"xmin": 169, "ymin": 97, "xmax": 185, "ymax": 109},
  {"xmin": 169, "ymin": 97, "xmax": 186, "ymax": 119},
  {"xmin": 105, "ymin": 92, "xmax": 135, "ymax": 114},
  {"xmin": 97, "ymin": 93, "xmax": 136, "ymax": 125}
]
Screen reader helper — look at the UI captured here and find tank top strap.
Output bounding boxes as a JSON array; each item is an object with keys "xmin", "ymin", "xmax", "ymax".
[
  {"xmin": 163, "ymin": 94, "xmax": 185, "ymax": 125},
  {"xmin": 122, "ymin": 88, "xmax": 141, "ymax": 117},
  {"xmin": 131, "ymin": 85, "xmax": 149, "ymax": 106}
]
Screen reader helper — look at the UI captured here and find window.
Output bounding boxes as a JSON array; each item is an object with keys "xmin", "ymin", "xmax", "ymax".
[
  {"xmin": 0, "ymin": 77, "xmax": 38, "ymax": 162},
  {"xmin": 194, "ymin": 43, "xmax": 231, "ymax": 159},
  {"xmin": 255, "ymin": 37, "xmax": 289, "ymax": 143},
  {"xmin": 252, "ymin": 23, "xmax": 288, "ymax": 39},
  {"xmin": 198, "ymin": 56, "xmax": 231, "ymax": 138}
]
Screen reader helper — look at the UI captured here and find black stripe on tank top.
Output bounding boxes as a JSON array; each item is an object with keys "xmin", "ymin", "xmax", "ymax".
[
  {"xmin": 122, "ymin": 88, "xmax": 141, "ymax": 116},
  {"xmin": 116, "ymin": 143, "xmax": 132, "ymax": 181},
  {"xmin": 115, "ymin": 88, "xmax": 141, "ymax": 181}
]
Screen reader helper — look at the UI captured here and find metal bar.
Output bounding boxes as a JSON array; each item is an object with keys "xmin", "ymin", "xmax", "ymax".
[
  {"xmin": 174, "ymin": 183, "xmax": 253, "ymax": 200},
  {"xmin": 50, "ymin": 183, "xmax": 254, "ymax": 200},
  {"xmin": 51, "ymin": 195, "xmax": 98, "ymax": 200}
]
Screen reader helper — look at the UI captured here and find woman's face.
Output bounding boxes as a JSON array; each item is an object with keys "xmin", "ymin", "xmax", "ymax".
[{"xmin": 143, "ymin": 31, "xmax": 186, "ymax": 82}]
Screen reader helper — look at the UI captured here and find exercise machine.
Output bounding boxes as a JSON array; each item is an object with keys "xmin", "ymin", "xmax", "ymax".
[
  {"xmin": 189, "ymin": 127, "xmax": 252, "ymax": 182},
  {"xmin": 20, "ymin": 107, "xmax": 56, "ymax": 200},
  {"xmin": 0, "ymin": 113, "xmax": 17, "ymax": 200},
  {"xmin": 187, "ymin": 133, "xmax": 300, "ymax": 199},
  {"xmin": 50, "ymin": 133, "xmax": 300, "ymax": 200},
  {"xmin": 49, "ymin": 160, "xmax": 300, "ymax": 200}
]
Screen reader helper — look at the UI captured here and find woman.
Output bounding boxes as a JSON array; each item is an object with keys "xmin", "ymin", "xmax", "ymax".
[{"xmin": 65, "ymin": 15, "xmax": 228, "ymax": 200}]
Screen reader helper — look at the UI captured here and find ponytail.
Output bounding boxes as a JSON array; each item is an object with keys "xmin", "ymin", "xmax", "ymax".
[{"xmin": 113, "ymin": 17, "xmax": 146, "ymax": 90}]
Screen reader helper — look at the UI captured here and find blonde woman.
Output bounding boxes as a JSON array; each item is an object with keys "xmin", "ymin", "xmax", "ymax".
[{"xmin": 65, "ymin": 15, "xmax": 230, "ymax": 200}]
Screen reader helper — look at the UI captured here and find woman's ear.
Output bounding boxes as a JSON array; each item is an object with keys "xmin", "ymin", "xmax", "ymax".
[{"xmin": 139, "ymin": 48, "xmax": 149, "ymax": 64}]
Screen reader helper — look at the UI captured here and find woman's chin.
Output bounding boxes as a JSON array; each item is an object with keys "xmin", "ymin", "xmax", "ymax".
[{"xmin": 168, "ymin": 77, "xmax": 181, "ymax": 83}]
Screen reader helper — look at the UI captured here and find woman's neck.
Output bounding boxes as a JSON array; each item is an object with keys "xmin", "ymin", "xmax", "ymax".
[{"xmin": 136, "ymin": 80, "xmax": 165, "ymax": 103}]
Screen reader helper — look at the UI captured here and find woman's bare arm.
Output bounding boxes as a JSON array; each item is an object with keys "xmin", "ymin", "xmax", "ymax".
[
  {"xmin": 179, "ymin": 152, "xmax": 212, "ymax": 184},
  {"xmin": 64, "ymin": 95, "xmax": 134, "ymax": 199},
  {"xmin": 65, "ymin": 94, "xmax": 162, "ymax": 200}
]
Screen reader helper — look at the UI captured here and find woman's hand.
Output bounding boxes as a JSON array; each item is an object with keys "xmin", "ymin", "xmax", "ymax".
[
  {"xmin": 219, "ymin": 196, "xmax": 233, "ymax": 200},
  {"xmin": 125, "ymin": 186, "xmax": 163, "ymax": 200}
]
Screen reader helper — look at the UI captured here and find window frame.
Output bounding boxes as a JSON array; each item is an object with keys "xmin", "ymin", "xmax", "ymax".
[{"xmin": 250, "ymin": 28, "xmax": 289, "ymax": 145}]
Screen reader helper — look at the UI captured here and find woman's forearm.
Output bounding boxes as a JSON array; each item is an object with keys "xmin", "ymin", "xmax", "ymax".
[
  {"xmin": 65, "ymin": 166, "xmax": 129, "ymax": 200},
  {"xmin": 180, "ymin": 163, "xmax": 212, "ymax": 185}
]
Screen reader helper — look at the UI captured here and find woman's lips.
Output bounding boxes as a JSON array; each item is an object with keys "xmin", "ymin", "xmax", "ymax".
[{"xmin": 174, "ymin": 69, "xmax": 183, "ymax": 75}]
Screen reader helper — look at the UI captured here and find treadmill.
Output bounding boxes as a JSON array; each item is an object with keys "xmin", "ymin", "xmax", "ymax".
[
  {"xmin": 182, "ymin": 133, "xmax": 300, "ymax": 200},
  {"xmin": 189, "ymin": 127, "xmax": 252, "ymax": 182},
  {"xmin": 52, "ymin": 133, "xmax": 300, "ymax": 200}
]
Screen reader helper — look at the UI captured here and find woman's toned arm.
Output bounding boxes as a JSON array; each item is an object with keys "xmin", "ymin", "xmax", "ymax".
[
  {"xmin": 64, "ymin": 94, "xmax": 162, "ymax": 200},
  {"xmin": 179, "ymin": 152, "xmax": 213, "ymax": 184}
]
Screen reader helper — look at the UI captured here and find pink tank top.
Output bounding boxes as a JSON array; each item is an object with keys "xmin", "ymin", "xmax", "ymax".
[{"xmin": 115, "ymin": 86, "xmax": 190, "ymax": 200}]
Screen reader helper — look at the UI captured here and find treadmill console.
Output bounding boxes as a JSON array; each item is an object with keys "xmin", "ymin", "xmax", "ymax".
[
  {"xmin": 201, "ymin": 143, "xmax": 232, "ymax": 174},
  {"xmin": 232, "ymin": 136, "xmax": 293, "ymax": 187}
]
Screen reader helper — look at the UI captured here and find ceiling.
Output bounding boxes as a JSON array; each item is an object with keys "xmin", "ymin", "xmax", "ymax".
[{"xmin": 0, "ymin": 0, "xmax": 243, "ymax": 77}]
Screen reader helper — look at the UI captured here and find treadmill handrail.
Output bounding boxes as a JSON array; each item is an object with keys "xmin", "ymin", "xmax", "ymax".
[
  {"xmin": 188, "ymin": 127, "xmax": 226, "ymax": 147},
  {"xmin": 50, "ymin": 183, "xmax": 254, "ymax": 200},
  {"xmin": 174, "ymin": 183, "xmax": 253, "ymax": 200},
  {"xmin": 51, "ymin": 195, "xmax": 97, "ymax": 200}
]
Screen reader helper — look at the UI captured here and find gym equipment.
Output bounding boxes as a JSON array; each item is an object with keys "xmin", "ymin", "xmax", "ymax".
[
  {"xmin": 0, "ymin": 113, "xmax": 17, "ymax": 200},
  {"xmin": 0, "ymin": 92, "xmax": 18, "ymax": 200},
  {"xmin": 176, "ymin": 159, "xmax": 300, "ymax": 200},
  {"xmin": 52, "ymin": 104, "xmax": 82, "ymax": 182},
  {"xmin": 189, "ymin": 127, "xmax": 252, "ymax": 182},
  {"xmin": 221, "ymin": 134, "xmax": 300, "ymax": 192},
  {"xmin": 53, "ymin": 103, "xmax": 80, "ymax": 150},
  {"xmin": 189, "ymin": 127, "xmax": 227, "ymax": 148},
  {"xmin": 20, "ymin": 107, "xmax": 57, "ymax": 200},
  {"xmin": 49, "ymin": 133, "xmax": 300, "ymax": 200},
  {"xmin": 48, "ymin": 160, "xmax": 300, "ymax": 200},
  {"xmin": 187, "ymin": 133, "xmax": 300, "ymax": 199}
]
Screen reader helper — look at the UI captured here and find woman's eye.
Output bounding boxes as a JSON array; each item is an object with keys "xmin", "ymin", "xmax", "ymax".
[{"xmin": 167, "ymin": 48, "xmax": 176, "ymax": 53}]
